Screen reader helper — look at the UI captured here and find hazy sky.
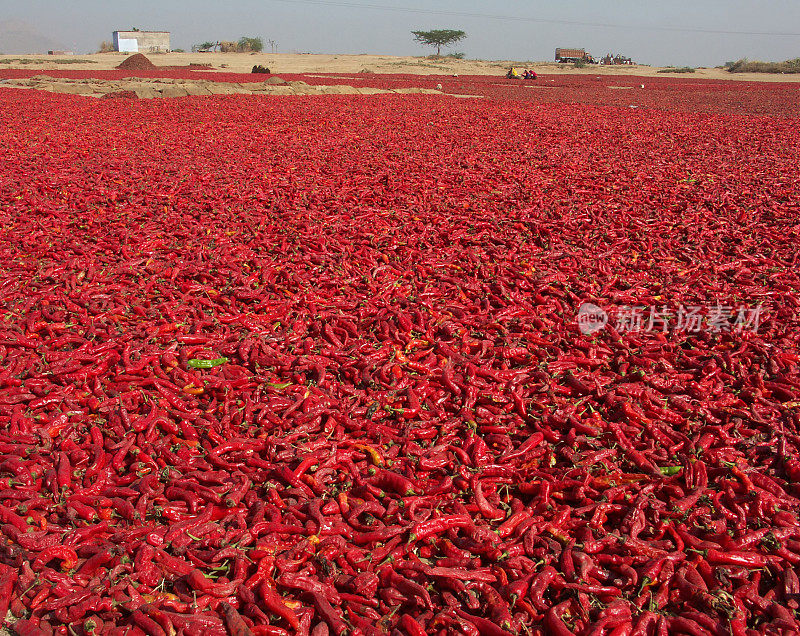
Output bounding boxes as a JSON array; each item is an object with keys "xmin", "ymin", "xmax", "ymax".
[{"xmin": 1, "ymin": 0, "xmax": 799, "ymax": 66}]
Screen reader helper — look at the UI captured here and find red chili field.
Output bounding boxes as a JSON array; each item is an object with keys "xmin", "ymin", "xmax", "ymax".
[{"xmin": 1, "ymin": 75, "xmax": 799, "ymax": 635}]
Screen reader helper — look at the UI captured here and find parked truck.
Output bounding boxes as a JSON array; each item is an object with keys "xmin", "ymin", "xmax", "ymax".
[{"xmin": 555, "ymin": 48, "xmax": 595, "ymax": 64}]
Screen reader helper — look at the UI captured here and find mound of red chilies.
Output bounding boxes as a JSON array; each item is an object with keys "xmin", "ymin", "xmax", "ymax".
[{"xmin": 0, "ymin": 78, "xmax": 799, "ymax": 636}]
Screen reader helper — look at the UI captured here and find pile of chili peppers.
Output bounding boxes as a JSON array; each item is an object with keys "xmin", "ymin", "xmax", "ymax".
[{"xmin": 0, "ymin": 79, "xmax": 799, "ymax": 636}]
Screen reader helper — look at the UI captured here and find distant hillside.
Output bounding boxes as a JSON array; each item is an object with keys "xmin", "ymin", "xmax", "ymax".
[{"xmin": 0, "ymin": 19, "xmax": 63, "ymax": 54}]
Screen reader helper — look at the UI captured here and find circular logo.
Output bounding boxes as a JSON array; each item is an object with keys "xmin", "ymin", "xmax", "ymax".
[{"xmin": 577, "ymin": 302, "xmax": 608, "ymax": 335}]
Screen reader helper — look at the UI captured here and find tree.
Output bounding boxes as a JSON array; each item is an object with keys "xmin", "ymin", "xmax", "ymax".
[
  {"xmin": 238, "ymin": 36, "xmax": 263, "ymax": 53},
  {"xmin": 411, "ymin": 29, "xmax": 466, "ymax": 57}
]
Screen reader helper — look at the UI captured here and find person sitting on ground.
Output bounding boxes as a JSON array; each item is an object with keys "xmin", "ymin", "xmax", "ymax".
[{"xmin": 506, "ymin": 67, "xmax": 520, "ymax": 79}]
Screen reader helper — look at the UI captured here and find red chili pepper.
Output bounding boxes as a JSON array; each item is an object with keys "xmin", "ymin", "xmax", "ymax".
[
  {"xmin": 130, "ymin": 610, "xmax": 168, "ymax": 636},
  {"xmin": 77, "ymin": 546, "xmax": 115, "ymax": 576},
  {"xmin": 705, "ymin": 549, "xmax": 775, "ymax": 569},
  {"xmin": 471, "ymin": 476, "xmax": 506, "ymax": 521},
  {"xmin": 407, "ymin": 514, "xmax": 473, "ymax": 543},
  {"xmin": 454, "ymin": 608, "xmax": 515, "ymax": 636},
  {"xmin": 32, "ymin": 545, "xmax": 78, "ymax": 571},
  {"xmin": 368, "ymin": 468, "xmax": 416, "ymax": 495},
  {"xmin": 221, "ymin": 602, "xmax": 255, "ymax": 636},
  {"xmin": 0, "ymin": 563, "xmax": 18, "ymax": 624},
  {"xmin": 397, "ymin": 614, "xmax": 426, "ymax": 636},
  {"xmin": 0, "ymin": 503, "xmax": 29, "ymax": 531},
  {"xmin": 251, "ymin": 627, "xmax": 290, "ymax": 636},
  {"xmin": 529, "ymin": 566, "xmax": 562, "ymax": 611},
  {"xmin": 310, "ymin": 592, "xmax": 347, "ymax": 636},
  {"xmin": 257, "ymin": 581, "xmax": 299, "ymax": 629},
  {"xmin": 379, "ymin": 567, "xmax": 433, "ymax": 610},
  {"xmin": 476, "ymin": 581, "xmax": 516, "ymax": 631},
  {"xmin": 5, "ymin": 619, "xmax": 47, "ymax": 636}
]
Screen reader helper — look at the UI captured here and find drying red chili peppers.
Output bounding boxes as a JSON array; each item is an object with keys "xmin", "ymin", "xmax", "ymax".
[{"xmin": 0, "ymin": 71, "xmax": 799, "ymax": 635}]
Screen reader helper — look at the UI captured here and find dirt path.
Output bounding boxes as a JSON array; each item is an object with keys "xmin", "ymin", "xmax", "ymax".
[{"xmin": 0, "ymin": 75, "xmax": 446, "ymax": 98}]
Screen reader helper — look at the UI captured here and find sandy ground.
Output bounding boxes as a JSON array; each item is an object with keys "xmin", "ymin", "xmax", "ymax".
[{"xmin": 1, "ymin": 52, "xmax": 799, "ymax": 83}]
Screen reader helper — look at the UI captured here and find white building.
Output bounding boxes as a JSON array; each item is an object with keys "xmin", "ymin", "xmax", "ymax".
[{"xmin": 112, "ymin": 31, "xmax": 171, "ymax": 53}]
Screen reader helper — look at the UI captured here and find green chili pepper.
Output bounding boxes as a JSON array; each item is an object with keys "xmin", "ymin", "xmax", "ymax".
[
  {"xmin": 659, "ymin": 465, "xmax": 682, "ymax": 476},
  {"xmin": 266, "ymin": 382, "xmax": 292, "ymax": 390},
  {"xmin": 188, "ymin": 357, "xmax": 228, "ymax": 369}
]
